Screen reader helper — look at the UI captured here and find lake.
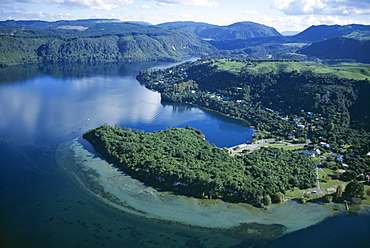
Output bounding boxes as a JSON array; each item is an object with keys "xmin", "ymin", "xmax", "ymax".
[{"xmin": 0, "ymin": 60, "xmax": 369, "ymax": 248}]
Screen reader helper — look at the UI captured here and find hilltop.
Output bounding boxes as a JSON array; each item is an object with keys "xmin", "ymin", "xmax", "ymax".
[{"xmin": 157, "ymin": 21, "xmax": 282, "ymax": 40}]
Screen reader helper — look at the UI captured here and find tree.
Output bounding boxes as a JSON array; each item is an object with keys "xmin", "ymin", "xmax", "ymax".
[
  {"xmin": 328, "ymin": 122, "xmax": 335, "ymax": 132},
  {"xmin": 271, "ymin": 192, "xmax": 285, "ymax": 203},
  {"xmin": 334, "ymin": 184, "xmax": 345, "ymax": 201},
  {"xmin": 344, "ymin": 180, "xmax": 364, "ymax": 198},
  {"xmin": 262, "ymin": 195, "xmax": 272, "ymax": 206},
  {"xmin": 342, "ymin": 170, "xmax": 357, "ymax": 181}
]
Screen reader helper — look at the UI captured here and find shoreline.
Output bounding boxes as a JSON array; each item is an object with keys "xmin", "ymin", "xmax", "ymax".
[{"xmin": 54, "ymin": 138, "xmax": 370, "ymax": 236}]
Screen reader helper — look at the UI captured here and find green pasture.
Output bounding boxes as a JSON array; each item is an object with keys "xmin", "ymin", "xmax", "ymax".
[{"xmin": 213, "ymin": 60, "xmax": 370, "ymax": 80}]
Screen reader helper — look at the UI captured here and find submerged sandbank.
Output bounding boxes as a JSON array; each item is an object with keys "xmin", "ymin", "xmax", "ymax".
[{"xmin": 56, "ymin": 138, "xmax": 354, "ymax": 234}]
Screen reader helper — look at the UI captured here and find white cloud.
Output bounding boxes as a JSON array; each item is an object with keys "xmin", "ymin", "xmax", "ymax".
[
  {"xmin": 259, "ymin": 13, "xmax": 367, "ymax": 32},
  {"xmin": 157, "ymin": 2, "xmax": 174, "ymax": 6},
  {"xmin": 140, "ymin": 4, "xmax": 152, "ymax": 8},
  {"xmin": 1, "ymin": 8, "xmax": 74, "ymax": 21},
  {"xmin": 273, "ymin": 0, "xmax": 370, "ymax": 15},
  {"xmin": 154, "ymin": 0, "xmax": 219, "ymax": 8},
  {"xmin": 1, "ymin": 0, "xmax": 134, "ymax": 10},
  {"xmin": 244, "ymin": 10, "xmax": 260, "ymax": 15}
]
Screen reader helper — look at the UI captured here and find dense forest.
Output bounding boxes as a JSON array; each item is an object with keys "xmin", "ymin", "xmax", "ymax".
[
  {"xmin": 137, "ymin": 58, "xmax": 370, "ymax": 177},
  {"xmin": 0, "ymin": 21, "xmax": 215, "ymax": 67},
  {"xmin": 83, "ymin": 125, "xmax": 316, "ymax": 205}
]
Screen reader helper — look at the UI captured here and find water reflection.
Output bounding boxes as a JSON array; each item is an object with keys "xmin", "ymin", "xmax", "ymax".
[{"xmin": 0, "ymin": 63, "xmax": 253, "ymax": 147}]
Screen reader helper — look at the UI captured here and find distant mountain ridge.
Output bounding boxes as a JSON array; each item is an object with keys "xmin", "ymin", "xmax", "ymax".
[
  {"xmin": 157, "ymin": 21, "xmax": 282, "ymax": 40},
  {"xmin": 293, "ymin": 24, "xmax": 370, "ymax": 41},
  {"xmin": 0, "ymin": 19, "xmax": 369, "ymax": 65}
]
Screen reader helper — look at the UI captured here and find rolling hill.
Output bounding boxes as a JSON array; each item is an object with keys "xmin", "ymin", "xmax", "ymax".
[{"xmin": 157, "ymin": 21, "xmax": 282, "ymax": 40}]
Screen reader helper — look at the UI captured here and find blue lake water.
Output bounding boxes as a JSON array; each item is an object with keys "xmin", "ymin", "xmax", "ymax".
[{"xmin": 0, "ymin": 60, "xmax": 369, "ymax": 248}]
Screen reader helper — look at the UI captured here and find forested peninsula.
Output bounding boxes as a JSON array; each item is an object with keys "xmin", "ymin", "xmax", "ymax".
[{"xmin": 83, "ymin": 125, "xmax": 316, "ymax": 206}]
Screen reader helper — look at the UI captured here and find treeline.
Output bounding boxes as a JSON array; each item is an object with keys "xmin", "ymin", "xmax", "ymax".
[
  {"xmin": 83, "ymin": 125, "xmax": 316, "ymax": 205},
  {"xmin": 137, "ymin": 58, "xmax": 370, "ymax": 175},
  {"xmin": 0, "ymin": 24, "xmax": 215, "ymax": 66}
]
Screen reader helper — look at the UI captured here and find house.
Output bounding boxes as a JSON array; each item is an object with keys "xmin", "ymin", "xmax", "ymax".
[
  {"xmin": 365, "ymin": 172, "xmax": 370, "ymax": 182},
  {"xmin": 336, "ymin": 156, "xmax": 344, "ymax": 162},
  {"xmin": 262, "ymin": 106, "xmax": 274, "ymax": 113},
  {"xmin": 320, "ymin": 142, "xmax": 330, "ymax": 148},
  {"xmin": 286, "ymin": 134, "xmax": 294, "ymax": 140},
  {"xmin": 300, "ymin": 150, "xmax": 316, "ymax": 158},
  {"xmin": 300, "ymin": 148, "xmax": 321, "ymax": 158},
  {"xmin": 312, "ymin": 148, "xmax": 321, "ymax": 156}
]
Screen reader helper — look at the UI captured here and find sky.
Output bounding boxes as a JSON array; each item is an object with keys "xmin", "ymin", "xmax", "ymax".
[{"xmin": 1, "ymin": 0, "xmax": 370, "ymax": 32}]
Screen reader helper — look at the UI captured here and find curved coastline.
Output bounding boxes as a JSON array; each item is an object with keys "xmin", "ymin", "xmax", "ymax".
[{"xmin": 53, "ymin": 138, "xmax": 368, "ymax": 236}]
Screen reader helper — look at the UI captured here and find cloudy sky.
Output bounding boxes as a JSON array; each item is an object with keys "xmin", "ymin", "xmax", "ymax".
[{"xmin": 1, "ymin": 0, "xmax": 369, "ymax": 32}]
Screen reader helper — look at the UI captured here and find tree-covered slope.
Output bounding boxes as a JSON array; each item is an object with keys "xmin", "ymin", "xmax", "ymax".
[
  {"xmin": 0, "ymin": 20, "xmax": 216, "ymax": 66},
  {"xmin": 157, "ymin": 21, "xmax": 282, "ymax": 40},
  {"xmin": 83, "ymin": 125, "xmax": 316, "ymax": 204},
  {"xmin": 298, "ymin": 37, "xmax": 370, "ymax": 63},
  {"xmin": 293, "ymin": 24, "xmax": 370, "ymax": 41}
]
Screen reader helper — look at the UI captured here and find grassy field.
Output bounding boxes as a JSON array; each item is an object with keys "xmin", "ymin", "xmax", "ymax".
[
  {"xmin": 260, "ymin": 144, "xmax": 305, "ymax": 151},
  {"xmin": 214, "ymin": 59, "xmax": 246, "ymax": 72},
  {"xmin": 213, "ymin": 60, "xmax": 370, "ymax": 80}
]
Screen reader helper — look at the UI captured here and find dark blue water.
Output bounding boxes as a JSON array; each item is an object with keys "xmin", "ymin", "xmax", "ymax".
[{"xmin": 0, "ymin": 61, "xmax": 368, "ymax": 248}]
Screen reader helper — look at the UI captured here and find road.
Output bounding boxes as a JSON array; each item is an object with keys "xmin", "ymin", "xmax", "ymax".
[{"xmin": 310, "ymin": 165, "xmax": 324, "ymax": 195}]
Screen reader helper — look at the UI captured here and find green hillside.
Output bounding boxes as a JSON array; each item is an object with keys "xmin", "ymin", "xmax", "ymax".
[
  {"xmin": 157, "ymin": 21, "xmax": 282, "ymax": 40},
  {"xmin": 298, "ymin": 37, "xmax": 370, "ymax": 63},
  {"xmin": 0, "ymin": 21, "xmax": 215, "ymax": 66},
  {"xmin": 238, "ymin": 61, "xmax": 370, "ymax": 80}
]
